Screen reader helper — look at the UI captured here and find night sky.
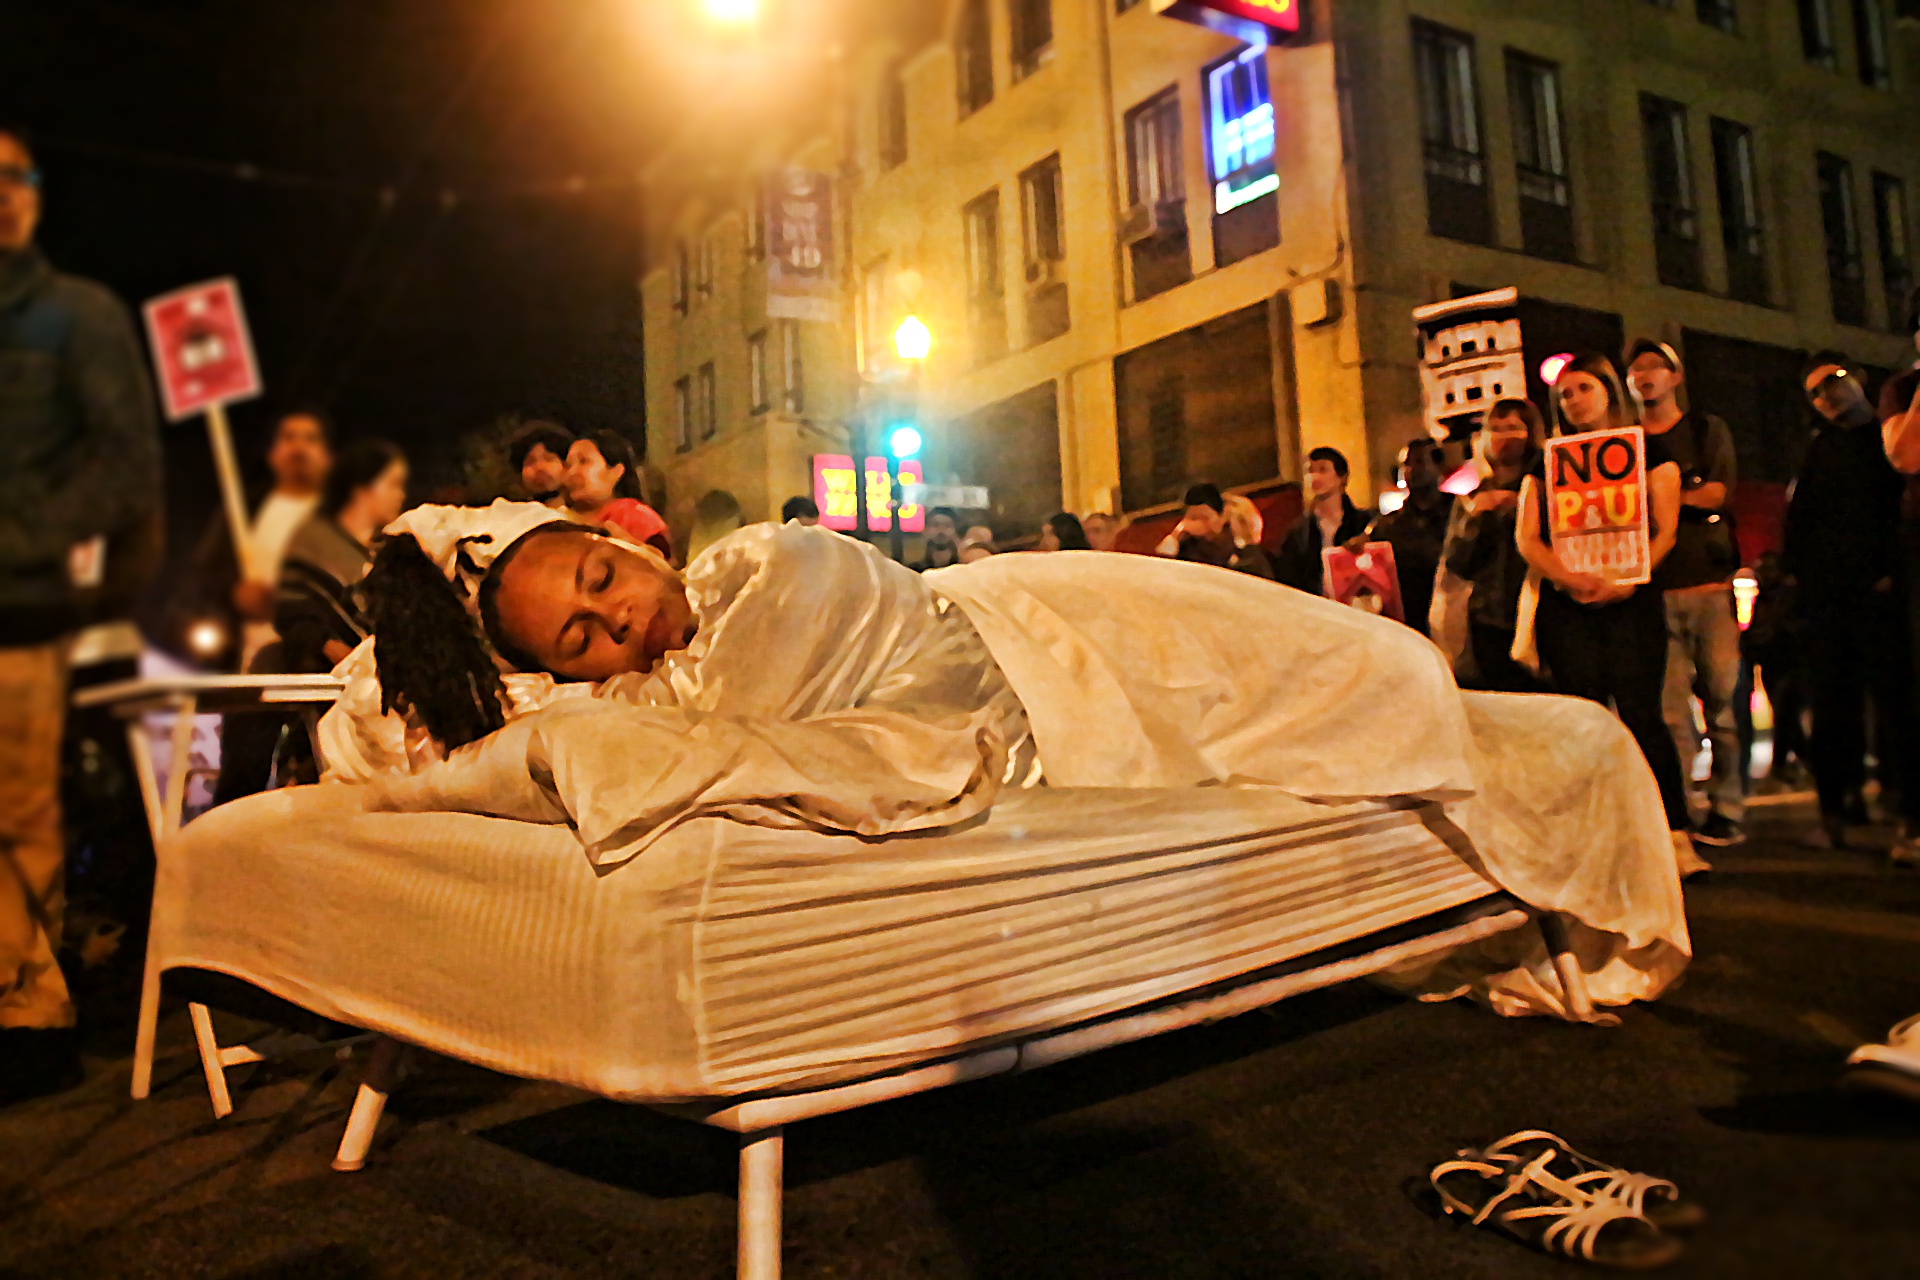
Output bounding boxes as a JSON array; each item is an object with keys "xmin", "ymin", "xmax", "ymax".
[{"xmin": 3, "ymin": 0, "xmax": 665, "ymax": 571}]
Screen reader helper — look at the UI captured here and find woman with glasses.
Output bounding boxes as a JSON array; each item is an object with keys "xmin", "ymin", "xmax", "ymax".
[{"xmin": 1516, "ymin": 352, "xmax": 1700, "ymax": 876}]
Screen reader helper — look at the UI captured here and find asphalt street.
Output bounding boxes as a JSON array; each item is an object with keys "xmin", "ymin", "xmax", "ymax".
[{"xmin": 3, "ymin": 794, "xmax": 1918, "ymax": 1280}]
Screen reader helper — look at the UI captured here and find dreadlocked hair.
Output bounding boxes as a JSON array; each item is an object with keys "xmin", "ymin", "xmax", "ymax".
[{"xmin": 365, "ymin": 532, "xmax": 508, "ymax": 751}]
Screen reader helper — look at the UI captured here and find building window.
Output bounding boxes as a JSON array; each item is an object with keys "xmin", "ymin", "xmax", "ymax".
[
  {"xmin": 964, "ymin": 189, "xmax": 1007, "ymax": 361},
  {"xmin": 1506, "ymin": 52, "xmax": 1574, "ymax": 263},
  {"xmin": 745, "ymin": 181, "xmax": 766, "ymax": 260},
  {"xmin": 1874, "ymin": 172, "xmax": 1912, "ymax": 332},
  {"xmin": 693, "ymin": 232, "xmax": 715, "ymax": 299},
  {"xmin": 1010, "ymin": 0, "xmax": 1053, "ymax": 80},
  {"xmin": 879, "ymin": 59, "xmax": 908, "ymax": 169},
  {"xmin": 1711, "ymin": 118, "xmax": 1768, "ymax": 305},
  {"xmin": 1125, "ymin": 88, "xmax": 1192, "ymax": 301},
  {"xmin": 1854, "ymin": 0, "xmax": 1891, "ymax": 90},
  {"xmin": 780, "ymin": 320, "xmax": 804, "ymax": 413},
  {"xmin": 1117, "ymin": 0, "xmax": 1143, "ymax": 11},
  {"xmin": 1696, "ymin": 0, "xmax": 1738, "ymax": 32},
  {"xmin": 748, "ymin": 330, "xmax": 769, "ymax": 413},
  {"xmin": 1799, "ymin": 0, "xmax": 1837, "ymax": 67},
  {"xmin": 957, "ymin": 0, "xmax": 993, "ymax": 117},
  {"xmin": 1020, "ymin": 155, "xmax": 1070, "ymax": 344},
  {"xmin": 1818, "ymin": 152, "xmax": 1868, "ymax": 326},
  {"xmin": 1413, "ymin": 21, "xmax": 1492, "ymax": 245},
  {"xmin": 674, "ymin": 375, "xmax": 692, "ymax": 451},
  {"xmin": 1640, "ymin": 95, "xmax": 1703, "ymax": 290},
  {"xmin": 1206, "ymin": 44, "xmax": 1277, "ymax": 217},
  {"xmin": 671, "ymin": 240, "xmax": 690, "ymax": 312},
  {"xmin": 697, "ymin": 362, "xmax": 717, "ymax": 440},
  {"xmin": 860, "ymin": 256, "xmax": 891, "ymax": 373}
]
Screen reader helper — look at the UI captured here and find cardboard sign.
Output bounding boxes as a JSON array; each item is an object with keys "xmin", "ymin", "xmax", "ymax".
[
  {"xmin": 1545, "ymin": 427, "xmax": 1651, "ymax": 585},
  {"xmin": 766, "ymin": 169, "xmax": 837, "ymax": 323},
  {"xmin": 1411, "ymin": 286, "xmax": 1526, "ymax": 441},
  {"xmin": 142, "ymin": 278, "xmax": 262, "ymax": 423},
  {"xmin": 811, "ymin": 455, "xmax": 925, "ymax": 534},
  {"xmin": 1322, "ymin": 542, "xmax": 1405, "ymax": 622}
]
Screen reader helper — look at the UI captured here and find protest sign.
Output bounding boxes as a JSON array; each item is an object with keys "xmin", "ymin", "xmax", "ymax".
[
  {"xmin": 1411, "ymin": 286, "xmax": 1526, "ymax": 441},
  {"xmin": 1544, "ymin": 426, "xmax": 1651, "ymax": 585},
  {"xmin": 766, "ymin": 169, "xmax": 836, "ymax": 323},
  {"xmin": 1321, "ymin": 542, "xmax": 1405, "ymax": 622}
]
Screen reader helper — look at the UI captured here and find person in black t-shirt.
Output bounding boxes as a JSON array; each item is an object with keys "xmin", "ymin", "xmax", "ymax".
[
  {"xmin": 1366, "ymin": 439, "xmax": 1454, "ymax": 637},
  {"xmin": 1517, "ymin": 351, "xmax": 1706, "ymax": 879},
  {"xmin": 1626, "ymin": 339, "xmax": 1747, "ymax": 848}
]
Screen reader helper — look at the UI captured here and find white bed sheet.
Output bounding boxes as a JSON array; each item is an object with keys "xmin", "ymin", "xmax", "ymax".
[{"xmin": 153, "ymin": 784, "xmax": 1502, "ymax": 1099}]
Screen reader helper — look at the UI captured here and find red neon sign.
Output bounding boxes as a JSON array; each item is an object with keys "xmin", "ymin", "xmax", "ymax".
[
  {"xmin": 811, "ymin": 455, "xmax": 925, "ymax": 534},
  {"xmin": 1185, "ymin": 0, "xmax": 1299, "ymax": 34}
]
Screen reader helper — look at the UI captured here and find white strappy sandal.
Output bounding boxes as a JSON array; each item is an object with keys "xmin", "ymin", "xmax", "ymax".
[
  {"xmin": 1429, "ymin": 1148, "xmax": 1684, "ymax": 1269},
  {"xmin": 1473, "ymin": 1129, "xmax": 1704, "ymax": 1231}
]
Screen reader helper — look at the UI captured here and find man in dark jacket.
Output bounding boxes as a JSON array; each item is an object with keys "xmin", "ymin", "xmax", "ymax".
[
  {"xmin": 1153, "ymin": 483, "xmax": 1274, "ymax": 579},
  {"xmin": 1785, "ymin": 351, "xmax": 1914, "ymax": 852},
  {"xmin": 0, "ymin": 122, "xmax": 162, "ymax": 1102},
  {"xmin": 1366, "ymin": 439, "xmax": 1454, "ymax": 636},
  {"xmin": 1274, "ymin": 446, "xmax": 1374, "ymax": 595}
]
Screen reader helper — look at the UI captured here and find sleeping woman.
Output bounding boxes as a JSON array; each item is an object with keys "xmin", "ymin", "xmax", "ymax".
[{"xmin": 319, "ymin": 499, "xmax": 1691, "ymax": 1017}]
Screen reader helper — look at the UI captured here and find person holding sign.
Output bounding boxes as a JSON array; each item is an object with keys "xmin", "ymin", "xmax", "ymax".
[{"xmin": 1516, "ymin": 352, "xmax": 1702, "ymax": 878}]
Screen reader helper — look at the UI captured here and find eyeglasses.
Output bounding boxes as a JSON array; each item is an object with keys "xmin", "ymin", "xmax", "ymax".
[
  {"xmin": 1807, "ymin": 369, "xmax": 1852, "ymax": 403},
  {"xmin": 0, "ymin": 164, "xmax": 41, "ymax": 190}
]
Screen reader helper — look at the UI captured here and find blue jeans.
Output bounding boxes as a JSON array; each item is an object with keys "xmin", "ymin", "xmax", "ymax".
[{"xmin": 1663, "ymin": 588, "xmax": 1745, "ymax": 823}]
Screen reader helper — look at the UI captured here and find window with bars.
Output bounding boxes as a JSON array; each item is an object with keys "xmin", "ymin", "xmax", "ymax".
[
  {"xmin": 1799, "ymin": 0, "xmax": 1838, "ymax": 67},
  {"xmin": 745, "ymin": 181, "xmax": 766, "ymax": 260},
  {"xmin": 957, "ymin": 0, "xmax": 993, "ymax": 117},
  {"xmin": 694, "ymin": 233, "xmax": 715, "ymax": 299},
  {"xmin": 1818, "ymin": 152, "xmax": 1868, "ymax": 326},
  {"xmin": 964, "ymin": 189, "xmax": 1007, "ymax": 360},
  {"xmin": 781, "ymin": 320, "xmax": 804, "ymax": 414},
  {"xmin": 1711, "ymin": 118, "xmax": 1767, "ymax": 304},
  {"xmin": 697, "ymin": 362, "xmax": 717, "ymax": 440},
  {"xmin": 1125, "ymin": 89, "xmax": 1192, "ymax": 302},
  {"xmin": 1696, "ymin": 0, "xmax": 1738, "ymax": 32},
  {"xmin": 671, "ymin": 240, "xmax": 690, "ymax": 312},
  {"xmin": 1855, "ymin": 0, "xmax": 1891, "ymax": 90},
  {"xmin": 1010, "ymin": 0, "xmax": 1053, "ymax": 81},
  {"xmin": 1641, "ymin": 95, "xmax": 1703, "ymax": 290},
  {"xmin": 1506, "ymin": 52, "xmax": 1574, "ymax": 263},
  {"xmin": 878, "ymin": 59, "xmax": 908, "ymax": 169},
  {"xmin": 748, "ymin": 330, "xmax": 769, "ymax": 413},
  {"xmin": 674, "ymin": 375, "xmax": 692, "ymax": 451},
  {"xmin": 1412, "ymin": 21, "xmax": 1492, "ymax": 245},
  {"xmin": 1874, "ymin": 172, "xmax": 1912, "ymax": 333}
]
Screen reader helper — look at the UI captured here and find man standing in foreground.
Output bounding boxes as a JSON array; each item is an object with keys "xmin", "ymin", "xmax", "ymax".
[
  {"xmin": 1275, "ymin": 447, "xmax": 1373, "ymax": 595},
  {"xmin": 1627, "ymin": 339, "xmax": 1747, "ymax": 848},
  {"xmin": 509, "ymin": 420, "xmax": 573, "ymax": 509},
  {"xmin": 0, "ymin": 121, "xmax": 162, "ymax": 1102},
  {"xmin": 1784, "ymin": 352, "xmax": 1915, "ymax": 856}
]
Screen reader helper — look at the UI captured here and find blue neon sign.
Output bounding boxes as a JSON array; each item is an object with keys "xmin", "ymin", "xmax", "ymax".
[{"xmin": 1207, "ymin": 45, "xmax": 1277, "ymax": 215}]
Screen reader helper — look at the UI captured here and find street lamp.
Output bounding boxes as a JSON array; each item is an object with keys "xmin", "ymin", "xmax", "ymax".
[
  {"xmin": 893, "ymin": 314, "xmax": 932, "ymax": 362},
  {"xmin": 701, "ymin": 0, "xmax": 760, "ymax": 25}
]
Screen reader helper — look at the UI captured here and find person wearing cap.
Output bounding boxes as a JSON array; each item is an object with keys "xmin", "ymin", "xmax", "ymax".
[
  {"xmin": 1274, "ymin": 448, "xmax": 1373, "ymax": 594},
  {"xmin": 1155, "ymin": 483, "xmax": 1275, "ymax": 579},
  {"xmin": 1626, "ymin": 338, "xmax": 1747, "ymax": 848},
  {"xmin": 1784, "ymin": 350, "xmax": 1916, "ymax": 855}
]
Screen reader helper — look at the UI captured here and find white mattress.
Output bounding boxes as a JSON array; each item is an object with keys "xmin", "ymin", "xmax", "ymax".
[{"xmin": 153, "ymin": 784, "xmax": 1501, "ymax": 1099}]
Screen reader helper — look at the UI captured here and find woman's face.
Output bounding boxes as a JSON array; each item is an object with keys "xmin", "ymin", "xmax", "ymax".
[
  {"xmin": 490, "ymin": 531, "xmax": 694, "ymax": 682},
  {"xmin": 1556, "ymin": 371, "xmax": 1613, "ymax": 429},
  {"xmin": 1038, "ymin": 524, "xmax": 1061, "ymax": 552},
  {"xmin": 363, "ymin": 460, "xmax": 409, "ymax": 528},
  {"xmin": 564, "ymin": 440, "xmax": 623, "ymax": 509}
]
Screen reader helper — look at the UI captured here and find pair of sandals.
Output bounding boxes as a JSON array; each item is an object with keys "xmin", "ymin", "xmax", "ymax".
[{"xmin": 1429, "ymin": 1130, "xmax": 1703, "ymax": 1269}]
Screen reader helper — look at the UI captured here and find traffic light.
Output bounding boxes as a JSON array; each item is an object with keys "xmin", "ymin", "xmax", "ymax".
[{"xmin": 886, "ymin": 423, "xmax": 922, "ymax": 460}]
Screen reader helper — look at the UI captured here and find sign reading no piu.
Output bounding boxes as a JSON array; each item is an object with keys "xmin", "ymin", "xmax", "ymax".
[{"xmin": 1545, "ymin": 427, "xmax": 1651, "ymax": 586}]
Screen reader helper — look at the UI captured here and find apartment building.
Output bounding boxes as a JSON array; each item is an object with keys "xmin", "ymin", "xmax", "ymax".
[{"xmin": 640, "ymin": 0, "xmax": 1919, "ymax": 550}]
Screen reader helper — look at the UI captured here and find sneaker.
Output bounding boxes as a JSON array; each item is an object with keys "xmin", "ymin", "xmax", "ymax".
[
  {"xmin": 1844, "ymin": 1013, "xmax": 1920, "ymax": 1105},
  {"xmin": 1694, "ymin": 813, "xmax": 1747, "ymax": 848},
  {"xmin": 0, "ymin": 1027, "xmax": 84, "ymax": 1106},
  {"xmin": 1672, "ymin": 830, "xmax": 1712, "ymax": 880}
]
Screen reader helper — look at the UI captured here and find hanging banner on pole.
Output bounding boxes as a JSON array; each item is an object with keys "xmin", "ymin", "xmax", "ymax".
[
  {"xmin": 143, "ymin": 278, "xmax": 264, "ymax": 573},
  {"xmin": 766, "ymin": 169, "xmax": 837, "ymax": 323},
  {"xmin": 1544, "ymin": 426, "xmax": 1652, "ymax": 586}
]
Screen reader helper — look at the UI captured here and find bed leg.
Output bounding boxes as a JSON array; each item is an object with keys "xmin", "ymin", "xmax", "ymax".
[
  {"xmin": 738, "ymin": 1126, "xmax": 785, "ymax": 1280},
  {"xmin": 189, "ymin": 1002, "xmax": 235, "ymax": 1118},
  {"xmin": 333, "ymin": 1036, "xmax": 402, "ymax": 1173},
  {"xmin": 1537, "ymin": 913, "xmax": 1620, "ymax": 1028}
]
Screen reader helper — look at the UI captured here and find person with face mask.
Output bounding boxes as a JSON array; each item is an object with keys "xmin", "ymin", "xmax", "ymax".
[
  {"xmin": 1443, "ymin": 399, "xmax": 1547, "ymax": 693},
  {"xmin": 1785, "ymin": 351, "xmax": 1916, "ymax": 857},
  {"xmin": 1517, "ymin": 352, "xmax": 1703, "ymax": 879}
]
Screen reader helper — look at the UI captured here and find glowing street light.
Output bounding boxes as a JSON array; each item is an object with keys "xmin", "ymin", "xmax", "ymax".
[
  {"xmin": 702, "ymin": 0, "xmax": 759, "ymax": 25},
  {"xmin": 886, "ymin": 424, "xmax": 923, "ymax": 460},
  {"xmin": 893, "ymin": 314, "xmax": 932, "ymax": 362}
]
